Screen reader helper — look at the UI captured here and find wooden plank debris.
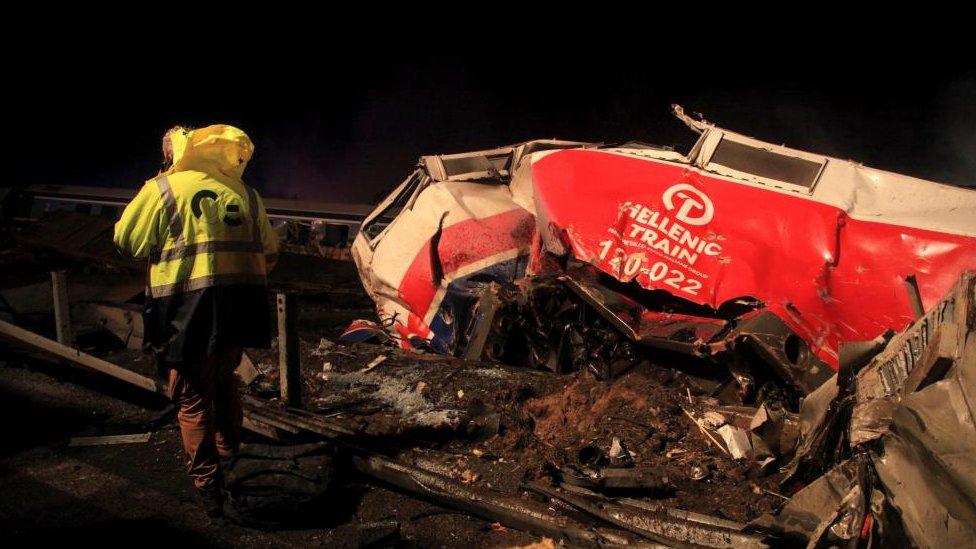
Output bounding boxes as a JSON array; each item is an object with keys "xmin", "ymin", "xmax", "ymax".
[
  {"xmin": 68, "ymin": 433, "xmax": 153, "ymax": 446},
  {"xmin": 0, "ymin": 317, "xmax": 163, "ymax": 394}
]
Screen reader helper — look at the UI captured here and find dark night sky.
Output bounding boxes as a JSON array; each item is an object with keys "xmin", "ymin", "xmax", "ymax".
[{"xmin": 10, "ymin": 38, "xmax": 975, "ymax": 204}]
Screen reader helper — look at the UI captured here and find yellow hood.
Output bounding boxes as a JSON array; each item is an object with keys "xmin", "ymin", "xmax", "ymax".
[{"xmin": 167, "ymin": 124, "xmax": 254, "ymax": 181}]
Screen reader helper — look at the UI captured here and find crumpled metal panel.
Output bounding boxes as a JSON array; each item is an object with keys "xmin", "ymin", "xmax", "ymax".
[
  {"xmin": 750, "ymin": 458, "xmax": 860, "ymax": 543},
  {"xmin": 850, "ymin": 272, "xmax": 973, "ymax": 445},
  {"xmin": 781, "ymin": 272, "xmax": 975, "ymax": 547},
  {"xmin": 560, "ymin": 270, "xmax": 727, "ymax": 356},
  {"xmin": 354, "ymin": 117, "xmax": 976, "ymax": 382},
  {"xmin": 526, "ymin": 147, "xmax": 976, "ymax": 369},
  {"xmin": 354, "ymin": 179, "xmax": 535, "ymax": 352},
  {"xmin": 875, "ymin": 373, "xmax": 976, "ymax": 548},
  {"xmin": 865, "ymin": 273, "xmax": 976, "ymax": 547}
]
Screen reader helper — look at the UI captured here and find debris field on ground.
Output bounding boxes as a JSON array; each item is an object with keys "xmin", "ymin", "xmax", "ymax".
[{"xmin": 2, "ymin": 106, "xmax": 975, "ymax": 547}]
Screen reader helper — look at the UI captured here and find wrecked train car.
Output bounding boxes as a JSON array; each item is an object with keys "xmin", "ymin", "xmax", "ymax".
[
  {"xmin": 757, "ymin": 271, "xmax": 976, "ymax": 547},
  {"xmin": 351, "ymin": 106, "xmax": 976, "ymax": 396}
]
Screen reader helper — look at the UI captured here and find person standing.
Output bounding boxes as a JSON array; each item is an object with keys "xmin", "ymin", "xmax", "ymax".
[{"xmin": 114, "ymin": 125, "xmax": 278, "ymax": 517}]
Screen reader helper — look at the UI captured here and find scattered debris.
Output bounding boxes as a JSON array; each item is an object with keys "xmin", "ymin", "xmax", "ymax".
[
  {"xmin": 715, "ymin": 424, "xmax": 751, "ymax": 460},
  {"xmin": 528, "ymin": 483, "xmax": 768, "ymax": 548},
  {"xmin": 340, "ymin": 319, "xmax": 390, "ymax": 344},
  {"xmin": 682, "ymin": 407, "xmax": 731, "ymax": 457},
  {"xmin": 509, "ymin": 537, "xmax": 555, "ymax": 549},
  {"xmin": 353, "ymin": 454, "xmax": 651, "ymax": 546},
  {"xmin": 363, "ymin": 355, "xmax": 387, "ymax": 371},
  {"xmin": 6, "ymin": 231, "xmax": 970, "ymax": 547},
  {"xmin": 68, "ymin": 433, "xmax": 153, "ymax": 446},
  {"xmin": 5, "ymin": 108, "xmax": 975, "ymax": 546},
  {"xmin": 688, "ymin": 464, "xmax": 709, "ymax": 481},
  {"xmin": 310, "ymin": 337, "xmax": 335, "ymax": 356},
  {"xmin": 356, "ymin": 520, "xmax": 401, "ymax": 547},
  {"xmin": 235, "ymin": 351, "xmax": 260, "ymax": 386},
  {"xmin": 607, "ymin": 437, "xmax": 633, "ymax": 468}
]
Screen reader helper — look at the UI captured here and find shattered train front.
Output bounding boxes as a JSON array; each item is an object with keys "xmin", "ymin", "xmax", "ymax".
[{"xmin": 350, "ymin": 106, "xmax": 976, "ymax": 400}]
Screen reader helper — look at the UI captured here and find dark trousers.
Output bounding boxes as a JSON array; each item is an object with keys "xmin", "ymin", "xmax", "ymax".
[{"xmin": 166, "ymin": 347, "xmax": 243, "ymax": 490}]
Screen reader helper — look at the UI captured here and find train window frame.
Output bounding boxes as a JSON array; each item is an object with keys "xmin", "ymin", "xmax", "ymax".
[
  {"xmin": 361, "ymin": 170, "xmax": 427, "ymax": 246},
  {"xmin": 703, "ymin": 134, "xmax": 827, "ymax": 193}
]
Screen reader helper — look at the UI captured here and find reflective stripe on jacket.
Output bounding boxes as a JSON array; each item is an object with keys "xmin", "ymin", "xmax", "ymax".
[{"xmin": 113, "ymin": 125, "xmax": 278, "ymax": 298}]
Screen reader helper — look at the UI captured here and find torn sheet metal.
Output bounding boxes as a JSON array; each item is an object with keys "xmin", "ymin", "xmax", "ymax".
[
  {"xmin": 352, "ymin": 108, "xmax": 976, "ymax": 391},
  {"xmin": 775, "ymin": 272, "xmax": 975, "ymax": 547},
  {"xmin": 874, "ymin": 380, "xmax": 976, "ymax": 547},
  {"xmin": 525, "ymin": 128, "xmax": 976, "ymax": 372},
  {"xmin": 867, "ymin": 272, "xmax": 976, "ymax": 547},
  {"xmin": 788, "ymin": 277, "xmax": 968, "ymax": 470},
  {"xmin": 750, "ymin": 458, "xmax": 862, "ymax": 544},
  {"xmin": 351, "ymin": 167, "xmax": 538, "ymax": 353},
  {"xmin": 850, "ymin": 271, "xmax": 974, "ymax": 445},
  {"xmin": 561, "ymin": 269, "xmax": 727, "ymax": 356}
]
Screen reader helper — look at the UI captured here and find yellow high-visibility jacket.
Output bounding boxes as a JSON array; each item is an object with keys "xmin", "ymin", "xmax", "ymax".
[{"xmin": 114, "ymin": 125, "xmax": 278, "ymax": 299}]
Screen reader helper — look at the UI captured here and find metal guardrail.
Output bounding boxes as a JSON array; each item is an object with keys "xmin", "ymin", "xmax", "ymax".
[{"xmin": 11, "ymin": 184, "xmax": 375, "ymax": 237}]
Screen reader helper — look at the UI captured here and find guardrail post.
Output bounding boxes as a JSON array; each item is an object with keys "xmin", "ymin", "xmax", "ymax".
[
  {"xmin": 51, "ymin": 270, "xmax": 73, "ymax": 346},
  {"xmin": 277, "ymin": 292, "xmax": 301, "ymax": 407}
]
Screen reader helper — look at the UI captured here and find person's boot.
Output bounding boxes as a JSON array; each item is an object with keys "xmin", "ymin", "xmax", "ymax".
[{"xmin": 196, "ymin": 484, "xmax": 224, "ymax": 518}]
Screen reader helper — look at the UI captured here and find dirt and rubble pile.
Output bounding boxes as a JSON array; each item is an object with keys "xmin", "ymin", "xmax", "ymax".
[
  {"xmin": 522, "ymin": 366, "xmax": 782, "ymax": 523},
  {"xmin": 259, "ymin": 340, "xmax": 783, "ymax": 524}
]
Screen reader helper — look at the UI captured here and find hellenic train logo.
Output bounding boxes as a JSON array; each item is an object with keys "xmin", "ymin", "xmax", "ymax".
[{"xmin": 662, "ymin": 183, "xmax": 714, "ymax": 226}]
